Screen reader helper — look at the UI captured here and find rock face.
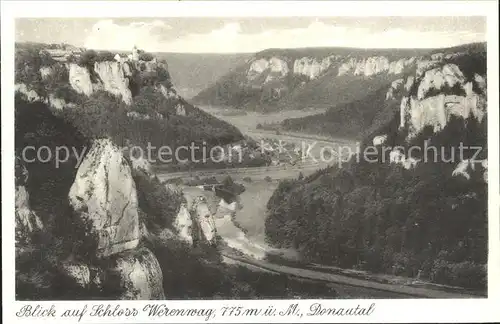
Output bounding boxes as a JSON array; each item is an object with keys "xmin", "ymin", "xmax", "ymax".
[
  {"xmin": 15, "ymin": 185, "xmax": 44, "ymax": 235},
  {"xmin": 452, "ymin": 159, "xmax": 487, "ymax": 182},
  {"xmin": 293, "ymin": 55, "xmax": 338, "ymax": 79},
  {"xmin": 94, "ymin": 61, "xmax": 133, "ymax": 104},
  {"xmin": 107, "ymin": 247, "xmax": 165, "ymax": 300},
  {"xmin": 15, "ymin": 158, "xmax": 43, "ymax": 244},
  {"xmin": 173, "ymin": 204, "xmax": 193, "ymax": 245},
  {"xmin": 16, "ymin": 83, "xmax": 75, "ymax": 110},
  {"xmin": 399, "ymin": 63, "xmax": 487, "ymax": 138},
  {"xmin": 370, "ymin": 49, "xmax": 487, "ymax": 179},
  {"xmin": 190, "ymin": 196, "xmax": 217, "ymax": 244},
  {"xmin": 68, "ymin": 139, "xmax": 140, "ymax": 258},
  {"xmin": 62, "ymin": 139, "xmax": 167, "ymax": 299},
  {"xmin": 68, "ymin": 63, "xmax": 95, "ymax": 96}
]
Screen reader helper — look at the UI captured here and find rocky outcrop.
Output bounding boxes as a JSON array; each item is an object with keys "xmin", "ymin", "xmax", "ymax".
[
  {"xmin": 68, "ymin": 139, "xmax": 140, "ymax": 258},
  {"xmin": 94, "ymin": 61, "xmax": 133, "ymax": 104},
  {"xmin": 173, "ymin": 204, "xmax": 193, "ymax": 245},
  {"xmin": 15, "ymin": 185, "xmax": 44, "ymax": 235},
  {"xmin": 247, "ymin": 58, "xmax": 270, "ymax": 80},
  {"xmin": 293, "ymin": 55, "xmax": 338, "ymax": 79},
  {"xmin": 190, "ymin": 196, "xmax": 217, "ymax": 245},
  {"xmin": 337, "ymin": 56, "xmax": 415, "ymax": 77},
  {"xmin": 39, "ymin": 66, "xmax": 53, "ymax": 80},
  {"xmin": 385, "ymin": 78, "xmax": 404, "ymax": 100},
  {"xmin": 372, "ymin": 134, "xmax": 388, "ymax": 146},
  {"xmin": 106, "ymin": 247, "xmax": 165, "ymax": 300},
  {"xmin": 399, "ymin": 63, "xmax": 487, "ymax": 138},
  {"xmin": 61, "ymin": 139, "xmax": 167, "ymax": 299},
  {"xmin": 68, "ymin": 63, "xmax": 95, "ymax": 96},
  {"xmin": 16, "ymin": 83, "xmax": 75, "ymax": 110},
  {"xmin": 247, "ymin": 57, "xmax": 289, "ymax": 82},
  {"xmin": 452, "ymin": 159, "xmax": 487, "ymax": 182},
  {"xmin": 68, "ymin": 61, "xmax": 133, "ymax": 103}
]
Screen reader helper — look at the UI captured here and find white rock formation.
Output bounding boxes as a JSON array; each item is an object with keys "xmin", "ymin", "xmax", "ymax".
[
  {"xmin": 15, "ymin": 83, "xmax": 41, "ymax": 102},
  {"xmin": 248, "ymin": 57, "xmax": 289, "ymax": 83},
  {"xmin": 293, "ymin": 55, "xmax": 337, "ymax": 79},
  {"xmin": 405, "ymin": 76, "xmax": 415, "ymax": 91},
  {"xmin": 68, "ymin": 63, "xmax": 95, "ymax": 96},
  {"xmin": 389, "ymin": 149, "xmax": 406, "ymax": 164},
  {"xmin": 109, "ymin": 247, "xmax": 165, "ymax": 300},
  {"xmin": 416, "ymin": 60, "xmax": 440, "ymax": 77},
  {"xmin": 175, "ymin": 103, "xmax": 186, "ymax": 116},
  {"xmin": 400, "ymin": 63, "xmax": 487, "ymax": 138},
  {"xmin": 452, "ymin": 159, "xmax": 475, "ymax": 180},
  {"xmin": 15, "ymin": 185, "xmax": 44, "ymax": 235},
  {"xmin": 173, "ymin": 204, "xmax": 193, "ymax": 245},
  {"xmin": 94, "ymin": 61, "xmax": 133, "ymax": 104},
  {"xmin": 68, "ymin": 139, "xmax": 140, "ymax": 258},
  {"xmin": 247, "ymin": 58, "xmax": 269, "ymax": 80},
  {"xmin": 417, "ymin": 64, "xmax": 465, "ymax": 100},
  {"xmin": 402, "ymin": 157, "xmax": 418, "ymax": 170},
  {"xmin": 190, "ymin": 196, "xmax": 217, "ymax": 244},
  {"xmin": 388, "ymin": 149, "xmax": 418, "ymax": 169},
  {"xmin": 16, "ymin": 83, "xmax": 75, "ymax": 110},
  {"xmin": 338, "ymin": 56, "xmax": 414, "ymax": 77},
  {"xmin": 452, "ymin": 159, "xmax": 487, "ymax": 182},
  {"xmin": 373, "ymin": 134, "xmax": 388, "ymax": 146},
  {"xmin": 386, "ymin": 79, "xmax": 404, "ymax": 100},
  {"xmin": 482, "ymin": 159, "xmax": 488, "ymax": 183},
  {"xmin": 39, "ymin": 66, "xmax": 53, "ymax": 80}
]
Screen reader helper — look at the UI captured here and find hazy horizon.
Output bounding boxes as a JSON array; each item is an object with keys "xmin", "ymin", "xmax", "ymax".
[{"xmin": 16, "ymin": 17, "xmax": 486, "ymax": 54}]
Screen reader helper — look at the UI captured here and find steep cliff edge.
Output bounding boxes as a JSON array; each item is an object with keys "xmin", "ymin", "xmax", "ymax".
[
  {"xmin": 193, "ymin": 45, "xmax": 485, "ymax": 111},
  {"xmin": 280, "ymin": 42, "xmax": 486, "ymax": 139},
  {"xmin": 15, "ymin": 43, "xmax": 243, "ymax": 154},
  {"xmin": 14, "ymin": 44, "xmax": 242, "ymax": 300}
]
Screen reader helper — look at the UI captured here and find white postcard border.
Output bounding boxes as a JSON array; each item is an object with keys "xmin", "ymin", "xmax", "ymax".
[{"xmin": 2, "ymin": 1, "xmax": 499, "ymax": 323}]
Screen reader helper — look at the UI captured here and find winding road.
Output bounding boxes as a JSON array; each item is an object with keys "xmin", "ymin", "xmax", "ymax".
[
  {"xmin": 157, "ymin": 110, "xmax": 483, "ymax": 299},
  {"xmin": 221, "ymin": 254, "xmax": 483, "ymax": 299}
]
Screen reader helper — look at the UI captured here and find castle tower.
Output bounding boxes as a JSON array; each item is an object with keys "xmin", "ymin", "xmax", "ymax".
[{"xmin": 131, "ymin": 45, "xmax": 139, "ymax": 61}]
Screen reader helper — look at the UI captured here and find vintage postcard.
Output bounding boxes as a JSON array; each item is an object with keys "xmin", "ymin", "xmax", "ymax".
[{"xmin": 2, "ymin": 1, "xmax": 499, "ymax": 323}]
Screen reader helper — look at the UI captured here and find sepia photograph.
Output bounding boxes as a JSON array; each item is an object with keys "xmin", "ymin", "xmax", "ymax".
[{"xmin": 2, "ymin": 1, "xmax": 499, "ymax": 323}]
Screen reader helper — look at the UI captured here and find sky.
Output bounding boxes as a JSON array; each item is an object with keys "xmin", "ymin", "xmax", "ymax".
[{"xmin": 15, "ymin": 17, "xmax": 486, "ymax": 53}]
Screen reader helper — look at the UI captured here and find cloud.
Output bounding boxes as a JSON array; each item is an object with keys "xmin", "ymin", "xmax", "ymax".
[
  {"xmin": 84, "ymin": 19, "xmax": 171, "ymax": 50},
  {"xmin": 84, "ymin": 19, "xmax": 485, "ymax": 53}
]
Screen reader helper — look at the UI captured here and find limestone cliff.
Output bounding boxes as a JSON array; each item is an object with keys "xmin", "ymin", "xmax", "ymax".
[
  {"xmin": 68, "ymin": 139, "xmax": 140, "ymax": 258},
  {"xmin": 15, "ymin": 45, "xmax": 187, "ymax": 118},
  {"xmin": 371, "ymin": 47, "xmax": 487, "ymax": 181},
  {"xmin": 193, "ymin": 43, "xmax": 486, "ymax": 112},
  {"xmin": 401, "ymin": 66, "xmax": 486, "ymax": 137}
]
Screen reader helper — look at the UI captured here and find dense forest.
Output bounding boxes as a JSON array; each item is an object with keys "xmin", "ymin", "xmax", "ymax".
[
  {"xmin": 265, "ymin": 104, "xmax": 488, "ymax": 290},
  {"xmin": 265, "ymin": 47, "xmax": 488, "ymax": 291}
]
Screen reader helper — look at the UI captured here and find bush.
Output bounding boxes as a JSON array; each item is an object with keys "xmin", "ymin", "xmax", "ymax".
[
  {"xmin": 431, "ymin": 260, "xmax": 486, "ymax": 290},
  {"xmin": 132, "ymin": 169, "xmax": 184, "ymax": 232},
  {"xmin": 139, "ymin": 52, "xmax": 155, "ymax": 62},
  {"xmin": 243, "ymin": 176, "xmax": 252, "ymax": 183},
  {"xmin": 264, "ymin": 176, "xmax": 272, "ymax": 182},
  {"xmin": 77, "ymin": 50, "xmax": 116, "ymax": 69}
]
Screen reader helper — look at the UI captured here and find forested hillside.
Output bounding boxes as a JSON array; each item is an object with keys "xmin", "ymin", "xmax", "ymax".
[
  {"xmin": 15, "ymin": 43, "xmax": 243, "ymax": 161},
  {"xmin": 265, "ymin": 46, "xmax": 488, "ymax": 291},
  {"xmin": 280, "ymin": 43, "xmax": 487, "ymax": 139}
]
